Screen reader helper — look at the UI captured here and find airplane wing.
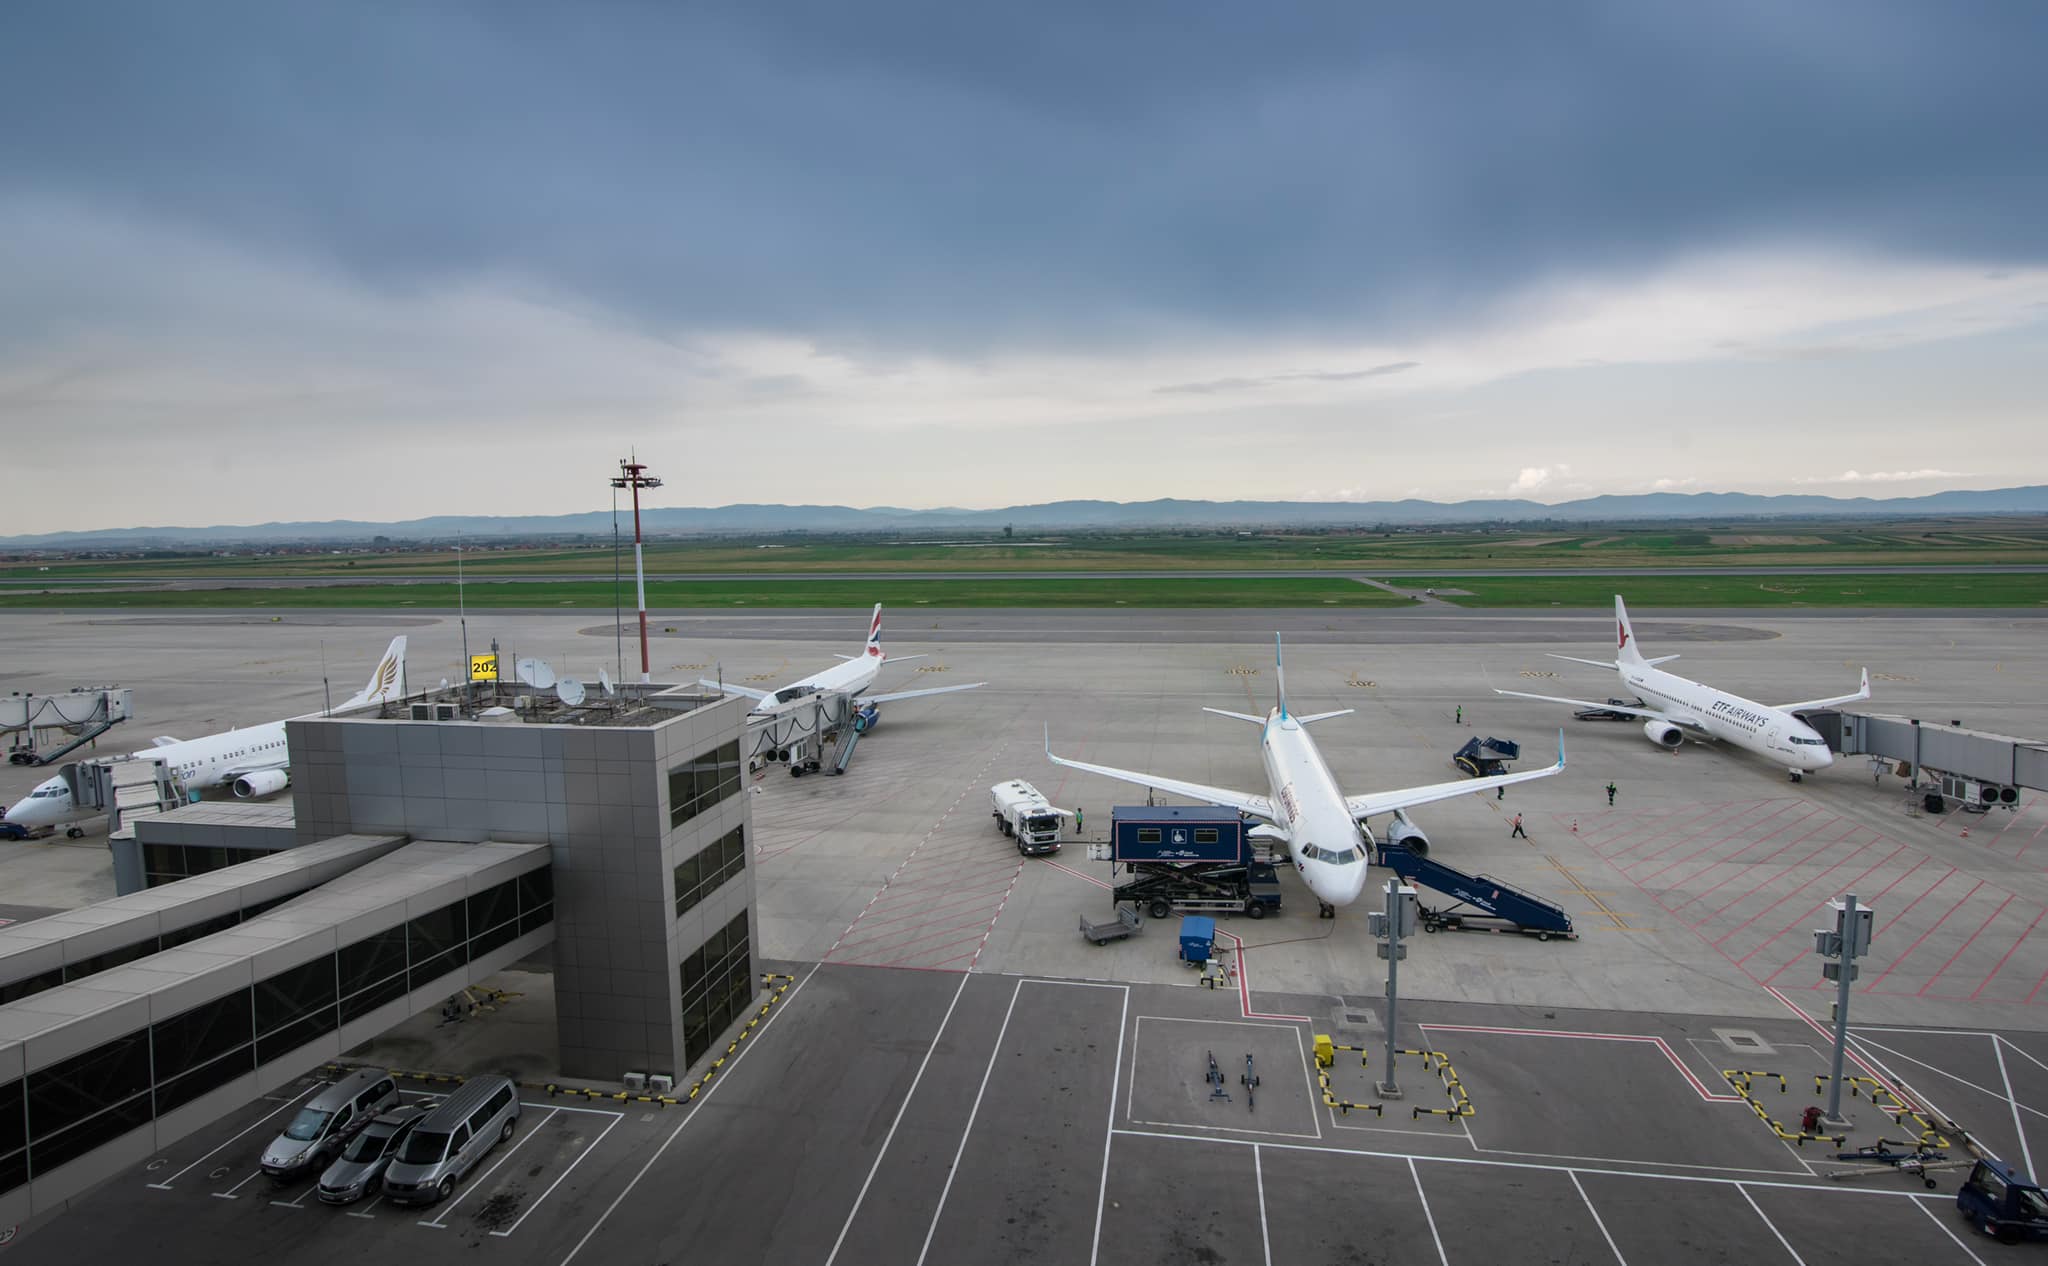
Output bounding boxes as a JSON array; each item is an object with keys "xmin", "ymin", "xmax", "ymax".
[
  {"xmin": 1778, "ymin": 668, "xmax": 1870, "ymax": 714},
  {"xmin": 1492, "ymin": 689, "xmax": 1703, "ymax": 728},
  {"xmin": 151, "ymin": 736, "xmax": 181, "ymax": 747},
  {"xmin": 881, "ymin": 654, "xmax": 928, "ymax": 666},
  {"xmin": 1046, "ymin": 726, "xmax": 1276, "ymax": 823},
  {"xmin": 1345, "ymin": 734, "xmax": 1567, "ymax": 820},
  {"xmin": 1202, "ymin": 708, "xmax": 1267, "ymax": 724},
  {"xmin": 698, "ymin": 678, "xmax": 772, "ymax": 702},
  {"xmin": 859, "ymin": 682, "xmax": 985, "ymax": 705},
  {"xmin": 219, "ymin": 759, "xmax": 288, "ymax": 781}
]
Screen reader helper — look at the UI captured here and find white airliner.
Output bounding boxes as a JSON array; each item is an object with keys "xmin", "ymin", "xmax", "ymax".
[
  {"xmin": 2, "ymin": 638, "xmax": 408, "ymax": 835},
  {"xmin": 1047, "ymin": 636, "xmax": 1565, "ymax": 913},
  {"xmin": 699, "ymin": 604, "xmax": 984, "ymax": 729},
  {"xmin": 1493, "ymin": 596, "xmax": 1869, "ymax": 781}
]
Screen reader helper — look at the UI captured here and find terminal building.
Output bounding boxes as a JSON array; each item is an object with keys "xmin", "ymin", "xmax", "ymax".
[{"xmin": 2, "ymin": 680, "xmax": 754, "ymax": 1227}]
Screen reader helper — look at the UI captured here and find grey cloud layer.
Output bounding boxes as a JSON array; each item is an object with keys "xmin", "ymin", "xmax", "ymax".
[{"xmin": 5, "ymin": 0, "xmax": 2044, "ymax": 354}]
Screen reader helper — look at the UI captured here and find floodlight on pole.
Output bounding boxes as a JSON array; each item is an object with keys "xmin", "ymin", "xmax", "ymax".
[{"xmin": 610, "ymin": 454, "xmax": 663, "ymax": 682}]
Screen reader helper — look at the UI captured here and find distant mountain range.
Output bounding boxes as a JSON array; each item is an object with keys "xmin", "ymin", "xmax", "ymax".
[{"xmin": 7, "ymin": 487, "xmax": 2047, "ymax": 548}]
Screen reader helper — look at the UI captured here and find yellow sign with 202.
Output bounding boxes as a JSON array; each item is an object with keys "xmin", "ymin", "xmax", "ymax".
[{"xmin": 469, "ymin": 654, "xmax": 499, "ymax": 681}]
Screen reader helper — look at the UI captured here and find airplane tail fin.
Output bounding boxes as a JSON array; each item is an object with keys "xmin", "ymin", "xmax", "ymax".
[
  {"xmin": 1273, "ymin": 633, "xmax": 1289, "ymax": 720},
  {"xmin": 864, "ymin": 603, "xmax": 884, "ymax": 660},
  {"xmin": 1615, "ymin": 595, "xmax": 1647, "ymax": 667},
  {"xmin": 342, "ymin": 637, "xmax": 407, "ymax": 707}
]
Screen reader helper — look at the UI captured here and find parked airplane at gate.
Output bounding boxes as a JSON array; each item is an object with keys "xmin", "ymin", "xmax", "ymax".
[
  {"xmin": 1493, "ymin": 596, "xmax": 1869, "ymax": 781},
  {"xmin": 1, "ymin": 638, "xmax": 408, "ymax": 836},
  {"xmin": 699, "ymin": 604, "xmax": 984, "ymax": 728},
  {"xmin": 1047, "ymin": 635, "xmax": 1565, "ymax": 913}
]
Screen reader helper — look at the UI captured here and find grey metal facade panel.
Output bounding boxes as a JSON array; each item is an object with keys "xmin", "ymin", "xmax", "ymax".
[{"xmin": 2020, "ymin": 744, "xmax": 2048, "ymax": 789}]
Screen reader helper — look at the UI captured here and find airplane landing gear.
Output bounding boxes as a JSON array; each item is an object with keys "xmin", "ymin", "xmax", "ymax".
[
  {"xmin": 66, "ymin": 826, "xmax": 84, "ymax": 838},
  {"xmin": 1789, "ymin": 770, "xmax": 1804, "ymax": 784},
  {"xmin": 1317, "ymin": 901, "xmax": 1336, "ymax": 920}
]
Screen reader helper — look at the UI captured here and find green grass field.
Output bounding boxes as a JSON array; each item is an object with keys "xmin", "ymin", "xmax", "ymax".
[
  {"xmin": 0, "ymin": 577, "xmax": 1417, "ymax": 609},
  {"xmin": 1397, "ymin": 574, "xmax": 2048, "ymax": 607},
  {"xmin": 6, "ymin": 521, "xmax": 2046, "ymax": 579}
]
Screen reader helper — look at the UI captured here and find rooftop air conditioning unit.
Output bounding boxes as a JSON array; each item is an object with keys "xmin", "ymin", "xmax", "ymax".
[
  {"xmin": 622, "ymin": 1071, "xmax": 648, "ymax": 1092},
  {"xmin": 432, "ymin": 702, "xmax": 459, "ymax": 721},
  {"xmin": 408, "ymin": 703, "xmax": 434, "ymax": 721}
]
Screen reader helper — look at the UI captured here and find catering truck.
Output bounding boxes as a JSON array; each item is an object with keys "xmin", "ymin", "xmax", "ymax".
[{"xmin": 990, "ymin": 779, "xmax": 1069, "ymax": 855}]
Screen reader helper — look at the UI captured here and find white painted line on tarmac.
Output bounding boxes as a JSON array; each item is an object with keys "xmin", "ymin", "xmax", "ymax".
[
  {"xmin": 212, "ymin": 1168, "xmax": 266, "ymax": 1199},
  {"xmin": 1084, "ymin": 983, "xmax": 1131, "ymax": 1266},
  {"xmin": 1915, "ymin": 1194, "xmax": 1991, "ymax": 1266},
  {"xmin": 1735, "ymin": 1183, "xmax": 1807, "ymax": 1265},
  {"xmin": 555, "ymin": 964, "xmax": 817, "ymax": 1266},
  {"xmin": 345, "ymin": 1195, "xmax": 384, "ymax": 1219},
  {"xmin": 1993, "ymin": 1037, "xmax": 2037, "ymax": 1180},
  {"xmin": 1407, "ymin": 1157, "xmax": 1448, "ymax": 1266},
  {"xmin": 420, "ymin": 1106, "xmax": 562, "ymax": 1227},
  {"xmin": 154, "ymin": 1082, "xmax": 318, "ymax": 1188},
  {"xmin": 1111, "ymin": 1126, "xmax": 1947, "ymax": 1199},
  {"xmin": 1843, "ymin": 1033, "xmax": 2041, "ymax": 1133},
  {"xmin": 492, "ymin": 1111, "xmax": 623, "ymax": 1239},
  {"xmin": 824, "ymin": 969, "xmax": 975, "ymax": 1266},
  {"xmin": 1570, "ymin": 1171, "xmax": 1627, "ymax": 1264},
  {"xmin": 270, "ymin": 1183, "xmax": 316, "ymax": 1208},
  {"xmin": 1254, "ymin": 1145, "xmax": 1272, "ymax": 1266},
  {"xmin": 915, "ymin": 977, "xmax": 1023, "ymax": 1266}
]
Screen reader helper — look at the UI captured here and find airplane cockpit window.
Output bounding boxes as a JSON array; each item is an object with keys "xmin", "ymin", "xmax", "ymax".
[{"xmin": 1300, "ymin": 843, "xmax": 1366, "ymax": 865}]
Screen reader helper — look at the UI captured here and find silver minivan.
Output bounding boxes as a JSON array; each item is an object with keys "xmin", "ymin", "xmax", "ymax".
[
  {"xmin": 380, "ymin": 1075, "xmax": 521, "ymax": 1205},
  {"xmin": 260, "ymin": 1069, "xmax": 400, "ymax": 1181},
  {"xmin": 316, "ymin": 1103, "xmax": 427, "ymax": 1205}
]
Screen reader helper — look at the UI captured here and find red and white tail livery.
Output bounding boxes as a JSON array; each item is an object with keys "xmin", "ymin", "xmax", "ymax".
[
  {"xmin": 700, "ymin": 603, "xmax": 984, "ymax": 724},
  {"xmin": 1495, "ymin": 595, "xmax": 1870, "ymax": 781}
]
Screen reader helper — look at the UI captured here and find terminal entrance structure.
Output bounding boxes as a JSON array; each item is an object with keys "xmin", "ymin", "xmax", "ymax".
[{"xmin": 2, "ymin": 676, "xmax": 757, "ymax": 1231}]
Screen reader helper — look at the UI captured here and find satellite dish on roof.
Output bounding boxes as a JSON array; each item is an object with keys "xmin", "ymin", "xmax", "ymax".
[
  {"xmin": 515, "ymin": 658, "xmax": 556, "ymax": 689},
  {"xmin": 599, "ymin": 667, "xmax": 615, "ymax": 697},
  {"xmin": 556, "ymin": 677, "xmax": 587, "ymax": 707}
]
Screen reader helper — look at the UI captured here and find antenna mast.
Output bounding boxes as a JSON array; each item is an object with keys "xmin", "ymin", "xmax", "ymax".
[{"xmin": 610, "ymin": 453, "xmax": 663, "ymax": 683}]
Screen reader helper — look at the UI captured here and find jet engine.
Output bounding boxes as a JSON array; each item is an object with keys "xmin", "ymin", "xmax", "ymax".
[
  {"xmin": 851, "ymin": 703, "xmax": 881, "ymax": 734},
  {"xmin": 1642, "ymin": 720, "xmax": 1685, "ymax": 749},
  {"xmin": 1387, "ymin": 810, "xmax": 1431, "ymax": 856},
  {"xmin": 233, "ymin": 769, "xmax": 291, "ymax": 799}
]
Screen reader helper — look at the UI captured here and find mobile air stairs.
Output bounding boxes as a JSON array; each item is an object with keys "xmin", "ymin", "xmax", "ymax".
[{"xmin": 1375, "ymin": 841, "xmax": 1576, "ymax": 941}]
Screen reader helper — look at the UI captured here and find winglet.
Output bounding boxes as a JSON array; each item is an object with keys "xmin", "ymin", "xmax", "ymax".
[{"xmin": 1556, "ymin": 728, "xmax": 1568, "ymax": 770}]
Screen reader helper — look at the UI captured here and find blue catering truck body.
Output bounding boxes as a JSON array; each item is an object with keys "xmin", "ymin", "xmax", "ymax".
[{"xmin": 1110, "ymin": 805, "xmax": 1247, "ymax": 864}]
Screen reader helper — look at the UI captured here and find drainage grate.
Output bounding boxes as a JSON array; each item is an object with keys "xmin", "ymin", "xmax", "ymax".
[{"xmin": 1713, "ymin": 1028, "xmax": 1775, "ymax": 1056}]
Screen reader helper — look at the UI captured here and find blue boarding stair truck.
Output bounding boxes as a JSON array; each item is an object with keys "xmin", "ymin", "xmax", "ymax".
[
  {"xmin": 1959, "ymin": 1158, "xmax": 2048, "ymax": 1243},
  {"xmin": 1102, "ymin": 805, "xmax": 1282, "ymax": 921}
]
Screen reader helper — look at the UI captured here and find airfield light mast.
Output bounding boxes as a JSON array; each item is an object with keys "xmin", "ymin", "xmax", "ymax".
[{"xmin": 610, "ymin": 454, "xmax": 663, "ymax": 683}]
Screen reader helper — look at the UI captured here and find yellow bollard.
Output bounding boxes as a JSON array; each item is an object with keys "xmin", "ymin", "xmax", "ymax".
[{"xmin": 1314, "ymin": 1034, "xmax": 1335, "ymax": 1069}]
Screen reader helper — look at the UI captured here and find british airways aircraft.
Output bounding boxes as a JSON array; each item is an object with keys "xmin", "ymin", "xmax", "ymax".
[
  {"xmin": 2, "ymin": 638, "xmax": 408, "ymax": 835},
  {"xmin": 1048, "ymin": 635, "xmax": 1565, "ymax": 913},
  {"xmin": 1494, "ymin": 595, "xmax": 1869, "ymax": 782},
  {"xmin": 699, "ymin": 604, "xmax": 984, "ymax": 729}
]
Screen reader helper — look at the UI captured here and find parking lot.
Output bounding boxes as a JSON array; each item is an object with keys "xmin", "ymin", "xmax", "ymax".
[{"xmin": 12, "ymin": 1077, "xmax": 650, "ymax": 1260}]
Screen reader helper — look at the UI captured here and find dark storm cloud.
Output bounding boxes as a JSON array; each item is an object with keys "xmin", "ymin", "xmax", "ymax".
[{"xmin": 2, "ymin": 0, "xmax": 2043, "ymax": 354}]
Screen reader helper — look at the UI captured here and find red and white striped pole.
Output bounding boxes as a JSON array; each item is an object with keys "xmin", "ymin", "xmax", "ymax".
[{"xmin": 610, "ymin": 455, "xmax": 663, "ymax": 682}]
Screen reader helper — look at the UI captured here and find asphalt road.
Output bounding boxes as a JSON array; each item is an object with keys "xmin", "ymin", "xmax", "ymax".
[{"xmin": 3, "ymin": 562, "xmax": 2046, "ymax": 589}]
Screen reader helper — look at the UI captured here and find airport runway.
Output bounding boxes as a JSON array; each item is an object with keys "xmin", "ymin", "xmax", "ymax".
[{"xmin": 3, "ymin": 562, "xmax": 2045, "ymax": 588}]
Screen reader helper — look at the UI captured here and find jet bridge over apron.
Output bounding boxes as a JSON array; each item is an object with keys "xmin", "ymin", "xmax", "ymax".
[
  {"xmin": 2, "ymin": 687, "xmax": 132, "ymax": 766},
  {"xmin": 1809, "ymin": 711, "xmax": 2046, "ymax": 812},
  {"xmin": 748, "ymin": 690, "xmax": 866, "ymax": 776}
]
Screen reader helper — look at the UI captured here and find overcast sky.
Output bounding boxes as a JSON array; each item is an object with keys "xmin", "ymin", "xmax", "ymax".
[{"xmin": 3, "ymin": 2, "xmax": 2044, "ymax": 530}]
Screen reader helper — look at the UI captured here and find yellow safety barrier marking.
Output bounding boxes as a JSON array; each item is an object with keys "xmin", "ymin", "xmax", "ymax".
[
  {"xmin": 1312, "ymin": 1039, "xmax": 1382, "ymax": 1117},
  {"xmin": 1816, "ymin": 1075, "xmax": 1951, "ymax": 1150},
  {"xmin": 1401, "ymin": 1048, "xmax": 1474, "ymax": 1123},
  {"xmin": 1720, "ymin": 1069, "xmax": 1843, "ymax": 1146},
  {"xmin": 319, "ymin": 973, "xmax": 799, "ymax": 1110}
]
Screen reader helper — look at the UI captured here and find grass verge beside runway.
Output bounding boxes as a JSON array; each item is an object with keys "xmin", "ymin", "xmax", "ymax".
[
  {"xmin": 0, "ymin": 577, "xmax": 1417, "ymax": 609},
  {"xmin": 1398, "ymin": 572, "xmax": 2048, "ymax": 607}
]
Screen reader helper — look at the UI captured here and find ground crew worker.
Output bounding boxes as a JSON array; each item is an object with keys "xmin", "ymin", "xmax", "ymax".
[
  {"xmin": 1455, "ymin": 704, "xmax": 1463, "ymax": 725},
  {"xmin": 1510, "ymin": 813, "xmax": 1527, "ymax": 838},
  {"xmin": 1497, "ymin": 784, "xmax": 1505, "ymax": 800},
  {"xmin": 1074, "ymin": 807, "xmax": 1083, "ymax": 832},
  {"xmin": 1606, "ymin": 781, "xmax": 1618, "ymax": 806}
]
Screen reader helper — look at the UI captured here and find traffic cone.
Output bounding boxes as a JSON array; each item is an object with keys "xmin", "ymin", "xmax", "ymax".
[{"xmin": 1961, "ymin": 824, "xmax": 1970, "ymax": 838}]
